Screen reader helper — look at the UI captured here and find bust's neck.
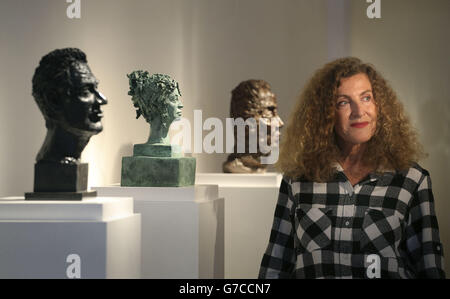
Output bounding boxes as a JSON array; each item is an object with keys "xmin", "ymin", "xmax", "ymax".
[
  {"xmin": 147, "ymin": 117, "xmax": 170, "ymax": 145},
  {"xmin": 36, "ymin": 123, "xmax": 92, "ymax": 164}
]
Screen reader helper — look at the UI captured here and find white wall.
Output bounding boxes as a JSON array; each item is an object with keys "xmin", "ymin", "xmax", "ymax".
[{"xmin": 350, "ymin": 0, "xmax": 450, "ymax": 273}]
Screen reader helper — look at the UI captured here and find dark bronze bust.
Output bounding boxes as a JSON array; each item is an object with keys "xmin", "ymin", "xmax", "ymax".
[
  {"xmin": 223, "ymin": 79, "xmax": 284, "ymax": 173},
  {"xmin": 25, "ymin": 48, "xmax": 107, "ymax": 200}
]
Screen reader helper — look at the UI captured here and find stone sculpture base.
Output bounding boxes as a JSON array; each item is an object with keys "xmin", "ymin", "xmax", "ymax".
[
  {"xmin": 25, "ymin": 190, "xmax": 97, "ymax": 201},
  {"xmin": 196, "ymin": 173, "xmax": 282, "ymax": 279},
  {"xmin": 0, "ymin": 196, "xmax": 141, "ymax": 278},
  {"xmin": 93, "ymin": 185, "xmax": 224, "ymax": 278},
  {"xmin": 133, "ymin": 143, "xmax": 182, "ymax": 158},
  {"xmin": 25, "ymin": 162, "xmax": 93, "ymax": 201},
  {"xmin": 121, "ymin": 156, "xmax": 196, "ymax": 187},
  {"xmin": 33, "ymin": 162, "xmax": 89, "ymax": 192}
]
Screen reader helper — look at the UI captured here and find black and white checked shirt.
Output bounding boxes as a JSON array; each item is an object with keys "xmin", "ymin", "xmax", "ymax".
[{"xmin": 259, "ymin": 163, "xmax": 445, "ymax": 279}]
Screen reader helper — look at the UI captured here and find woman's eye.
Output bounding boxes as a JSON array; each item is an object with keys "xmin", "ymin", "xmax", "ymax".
[
  {"xmin": 337, "ymin": 101, "xmax": 348, "ymax": 107},
  {"xmin": 362, "ymin": 95, "xmax": 371, "ymax": 101}
]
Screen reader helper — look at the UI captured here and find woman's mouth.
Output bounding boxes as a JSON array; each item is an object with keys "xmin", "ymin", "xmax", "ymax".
[{"xmin": 350, "ymin": 122, "xmax": 369, "ymax": 128}]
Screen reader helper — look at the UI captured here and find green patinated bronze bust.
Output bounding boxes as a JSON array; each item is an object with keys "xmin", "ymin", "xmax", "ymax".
[
  {"xmin": 121, "ymin": 71, "xmax": 195, "ymax": 187},
  {"xmin": 127, "ymin": 71, "xmax": 183, "ymax": 145}
]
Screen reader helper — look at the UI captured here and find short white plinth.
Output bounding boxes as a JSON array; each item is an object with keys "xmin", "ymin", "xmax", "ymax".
[
  {"xmin": 0, "ymin": 197, "xmax": 141, "ymax": 279},
  {"xmin": 94, "ymin": 185, "xmax": 224, "ymax": 279},
  {"xmin": 196, "ymin": 173, "xmax": 282, "ymax": 279}
]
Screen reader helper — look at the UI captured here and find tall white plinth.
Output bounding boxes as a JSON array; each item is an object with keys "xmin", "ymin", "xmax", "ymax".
[
  {"xmin": 0, "ymin": 197, "xmax": 141, "ymax": 279},
  {"xmin": 93, "ymin": 185, "xmax": 224, "ymax": 279},
  {"xmin": 196, "ymin": 173, "xmax": 282, "ymax": 279}
]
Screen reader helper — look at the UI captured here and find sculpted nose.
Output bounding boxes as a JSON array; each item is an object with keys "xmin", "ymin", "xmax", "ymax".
[{"xmin": 96, "ymin": 91, "xmax": 108, "ymax": 105}]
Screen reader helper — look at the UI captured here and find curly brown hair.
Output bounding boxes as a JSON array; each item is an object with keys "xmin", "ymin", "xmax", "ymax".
[{"xmin": 276, "ymin": 57, "xmax": 425, "ymax": 182}]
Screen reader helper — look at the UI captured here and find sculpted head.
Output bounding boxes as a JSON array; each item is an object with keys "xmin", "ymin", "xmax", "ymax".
[
  {"xmin": 32, "ymin": 48, "xmax": 107, "ymax": 136},
  {"xmin": 223, "ymin": 80, "xmax": 284, "ymax": 173},
  {"xmin": 230, "ymin": 79, "xmax": 284, "ymax": 149},
  {"xmin": 127, "ymin": 71, "xmax": 183, "ymax": 131},
  {"xmin": 231, "ymin": 80, "xmax": 279, "ymax": 120}
]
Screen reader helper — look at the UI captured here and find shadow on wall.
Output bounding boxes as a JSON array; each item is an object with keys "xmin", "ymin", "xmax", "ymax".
[{"xmin": 114, "ymin": 143, "xmax": 134, "ymax": 185}]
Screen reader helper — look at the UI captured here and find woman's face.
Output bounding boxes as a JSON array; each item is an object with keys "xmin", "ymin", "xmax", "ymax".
[{"xmin": 334, "ymin": 73, "xmax": 377, "ymax": 148}]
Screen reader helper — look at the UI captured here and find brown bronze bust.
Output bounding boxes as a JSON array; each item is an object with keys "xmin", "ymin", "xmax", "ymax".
[{"xmin": 223, "ymin": 79, "xmax": 284, "ymax": 173}]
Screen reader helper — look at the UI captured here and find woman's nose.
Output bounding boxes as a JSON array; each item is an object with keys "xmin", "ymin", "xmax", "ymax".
[{"xmin": 351, "ymin": 101, "xmax": 364, "ymax": 118}]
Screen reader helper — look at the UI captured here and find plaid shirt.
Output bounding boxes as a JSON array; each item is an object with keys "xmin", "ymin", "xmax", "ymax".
[{"xmin": 259, "ymin": 163, "xmax": 445, "ymax": 279}]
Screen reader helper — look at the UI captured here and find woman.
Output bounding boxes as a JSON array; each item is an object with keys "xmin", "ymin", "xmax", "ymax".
[{"xmin": 259, "ymin": 57, "xmax": 445, "ymax": 279}]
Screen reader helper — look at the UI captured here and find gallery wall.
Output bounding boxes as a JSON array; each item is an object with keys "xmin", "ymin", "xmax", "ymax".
[
  {"xmin": 0, "ymin": 0, "xmax": 449, "ymax": 273},
  {"xmin": 350, "ymin": 0, "xmax": 450, "ymax": 272},
  {"xmin": 0, "ymin": 0, "xmax": 333, "ymax": 194}
]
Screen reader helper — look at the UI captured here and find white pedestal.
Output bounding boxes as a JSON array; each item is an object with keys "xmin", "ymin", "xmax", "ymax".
[
  {"xmin": 0, "ymin": 197, "xmax": 141, "ymax": 279},
  {"xmin": 93, "ymin": 185, "xmax": 224, "ymax": 279},
  {"xmin": 196, "ymin": 173, "xmax": 282, "ymax": 279}
]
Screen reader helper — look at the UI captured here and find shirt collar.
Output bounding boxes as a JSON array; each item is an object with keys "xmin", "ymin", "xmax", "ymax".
[{"xmin": 332, "ymin": 162, "xmax": 396, "ymax": 186}]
